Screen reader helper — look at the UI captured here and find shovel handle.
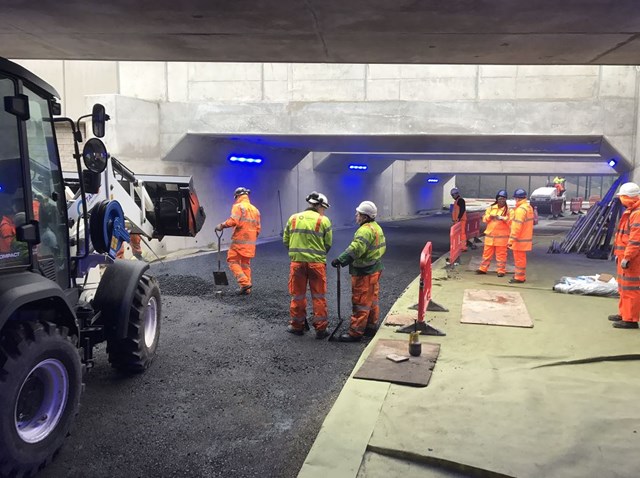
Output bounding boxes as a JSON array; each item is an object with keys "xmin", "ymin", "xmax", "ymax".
[{"xmin": 336, "ymin": 265, "xmax": 341, "ymax": 319}]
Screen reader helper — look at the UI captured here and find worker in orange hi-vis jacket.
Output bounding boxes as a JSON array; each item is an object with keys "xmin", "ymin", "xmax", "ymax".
[
  {"xmin": 476, "ymin": 189, "xmax": 511, "ymax": 277},
  {"xmin": 610, "ymin": 182, "xmax": 640, "ymax": 329},
  {"xmin": 507, "ymin": 188, "xmax": 534, "ymax": 284},
  {"xmin": 450, "ymin": 187, "xmax": 468, "ymax": 252},
  {"xmin": 215, "ymin": 187, "xmax": 261, "ymax": 295}
]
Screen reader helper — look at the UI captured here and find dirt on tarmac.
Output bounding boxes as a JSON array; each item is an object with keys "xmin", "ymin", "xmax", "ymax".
[{"xmin": 38, "ymin": 215, "xmax": 452, "ymax": 478}]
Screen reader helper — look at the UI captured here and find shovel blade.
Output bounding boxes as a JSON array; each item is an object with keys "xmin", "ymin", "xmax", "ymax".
[{"xmin": 213, "ymin": 271, "xmax": 229, "ymax": 286}]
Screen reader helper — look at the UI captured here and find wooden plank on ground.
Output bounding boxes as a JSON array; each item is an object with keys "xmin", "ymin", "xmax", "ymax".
[{"xmin": 461, "ymin": 289, "xmax": 533, "ymax": 328}]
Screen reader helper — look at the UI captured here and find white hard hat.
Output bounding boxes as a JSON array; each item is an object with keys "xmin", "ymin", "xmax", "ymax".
[
  {"xmin": 617, "ymin": 182, "xmax": 640, "ymax": 197},
  {"xmin": 306, "ymin": 191, "xmax": 330, "ymax": 208},
  {"xmin": 356, "ymin": 200, "xmax": 377, "ymax": 218}
]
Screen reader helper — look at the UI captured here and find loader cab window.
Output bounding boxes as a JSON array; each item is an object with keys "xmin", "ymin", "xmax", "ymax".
[
  {"xmin": 0, "ymin": 76, "xmax": 29, "ymax": 268},
  {"xmin": 23, "ymin": 86, "xmax": 69, "ymax": 286}
]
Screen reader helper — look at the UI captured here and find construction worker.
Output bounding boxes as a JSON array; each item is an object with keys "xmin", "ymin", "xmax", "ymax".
[
  {"xmin": 610, "ymin": 182, "xmax": 640, "ymax": 329},
  {"xmin": 451, "ymin": 187, "xmax": 468, "ymax": 252},
  {"xmin": 215, "ymin": 187, "xmax": 261, "ymax": 295},
  {"xmin": 507, "ymin": 188, "xmax": 535, "ymax": 283},
  {"xmin": 283, "ymin": 191, "xmax": 332, "ymax": 339},
  {"xmin": 0, "ymin": 191, "xmax": 24, "ymax": 253},
  {"xmin": 331, "ymin": 201, "xmax": 386, "ymax": 342},
  {"xmin": 476, "ymin": 190, "xmax": 511, "ymax": 277},
  {"xmin": 116, "ymin": 232, "xmax": 144, "ymax": 260}
]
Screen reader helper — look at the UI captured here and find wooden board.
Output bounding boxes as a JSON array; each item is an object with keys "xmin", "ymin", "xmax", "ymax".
[
  {"xmin": 461, "ymin": 289, "xmax": 533, "ymax": 328},
  {"xmin": 467, "ymin": 256, "xmax": 515, "ymax": 274},
  {"xmin": 353, "ymin": 339, "xmax": 440, "ymax": 387},
  {"xmin": 384, "ymin": 313, "xmax": 417, "ymax": 327}
]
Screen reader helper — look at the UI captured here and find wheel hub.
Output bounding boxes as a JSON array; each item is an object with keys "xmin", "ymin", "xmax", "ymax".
[
  {"xmin": 15, "ymin": 359, "xmax": 69, "ymax": 444},
  {"xmin": 144, "ymin": 296, "xmax": 158, "ymax": 348}
]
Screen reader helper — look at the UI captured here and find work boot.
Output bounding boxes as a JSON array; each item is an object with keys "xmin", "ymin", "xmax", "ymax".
[
  {"xmin": 608, "ymin": 314, "xmax": 622, "ymax": 322},
  {"xmin": 497, "ymin": 272, "xmax": 505, "ymax": 277},
  {"xmin": 338, "ymin": 333, "xmax": 361, "ymax": 343},
  {"xmin": 475, "ymin": 269, "xmax": 487, "ymax": 275},
  {"xmin": 315, "ymin": 329, "xmax": 329, "ymax": 340},
  {"xmin": 237, "ymin": 284, "xmax": 252, "ymax": 295},
  {"xmin": 286, "ymin": 325, "xmax": 304, "ymax": 336},
  {"xmin": 509, "ymin": 278, "xmax": 525, "ymax": 284},
  {"xmin": 613, "ymin": 320, "xmax": 639, "ymax": 329},
  {"xmin": 364, "ymin": 326, "xmax": 378, "ymax": 338}
]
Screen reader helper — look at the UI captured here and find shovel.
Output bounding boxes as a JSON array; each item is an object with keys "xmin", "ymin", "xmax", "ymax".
[
  {"xmin": 328, "ymin": 265, "xmax": 344, "ymax": 341},
  {"xmin": 213, "ymin": 230, "xmax": 229, "ymax": 286}
]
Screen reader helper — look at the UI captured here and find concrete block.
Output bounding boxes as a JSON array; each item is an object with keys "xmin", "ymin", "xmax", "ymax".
[
  {"xmin": 516, "ymin": 76, "xmax": 597, "ymax": 100},
  {"xmin": 366, "ymin": 79, "xmax": 400, "ymax": 100},
  {"xmin": 263, "ymin": 63, "xmax": 288, "ymax": 81},
  {"xmin": 188, "ymin": 62, "xmax": 262, "ymax": 81},
  {"xmin": 479, "ymin": 65, "xmax": 518, "ymax": 78},
  {"xmin": 478, "ymin": 77, "xmax": 517, "ymax": 100},
  {"xmin": 400, "ymin": 78, "xmax": 476, "ymax": 101},
  {"xmin": 517, "ymin": 65, "xmax": 599, "ymax": 77},
  {"xmin": 189, "ymin": 81, "xmax": 263, "ymax": 102},
  {"xmin": 291, "ymin": 64, "xmax": 365, "ymax": 81},
  {"xmin": 368, "ymin": 64, "xmax": 402, "ymax": 79},
  {"xmin": 290, "ymin": 80, "xmax": 365, "ymax": 101},
  {"xmin": 167, "ymin": 62, "xmax": 189, "ymax": 102},
  {"xmin": 599, "ymin": 66, "xmax": 638, "ymax": 98},
  {"xmin": 264, "ymin": 81, "xmax": 289, "ymax": 101},
  {"xmin": 399, "ymin": 65, "xmax": 477, "ymax": 79},
  {"xmin": 119, "ymin": 62, "xmax": 167, "ymax": 102},
  {"xmin": 63, "ymin": 61, "xmax": 118, "ymax": 120}
]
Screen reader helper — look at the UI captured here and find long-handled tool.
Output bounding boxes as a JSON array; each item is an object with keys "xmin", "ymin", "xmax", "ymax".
[
  {"xmin": 328, "ymin": 265, "xmax": 343, "ymax": 341},
  {"xmin": 277, "ymin": 189, "xmax": 284, "ymax": 237},
  {"xmin": 213, "ymin": 230, "xmax": 229, "ymax": 286}
]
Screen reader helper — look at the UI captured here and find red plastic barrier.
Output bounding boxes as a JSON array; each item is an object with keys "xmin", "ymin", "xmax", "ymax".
[
  {"xmin": 417, "ymin": 242, "xmax": 433, "ymax": 324},
  {"xmin": 465, "ymin": 211, "xmax": 482, "ymax": 240},
  {"xmin": 449, "ymin": 222, "xmax": 463, "ymax": 265},
  {"xmin": 570, "ymin": 197, "xmax": 583, "ymax": 213}
]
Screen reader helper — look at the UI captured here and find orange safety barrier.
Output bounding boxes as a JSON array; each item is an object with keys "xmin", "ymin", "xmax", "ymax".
[
  {"xmin": 465, "ymin": 211, "xmax": 482, "ymax": 241},
  {"xmin": 570, "ymin": 197, "xmax": 583, "ymax": 213},
  {"xmin": 449, "ymin": 222, "xmax": 463, "ymax": 265},
  {"xmin": 397, "ymin": 241, "xmax": 447, "ymax": 336}
]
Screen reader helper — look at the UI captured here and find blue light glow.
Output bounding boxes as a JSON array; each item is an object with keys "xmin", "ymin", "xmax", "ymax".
[
  {"xmin": 229, "ymin": 155, "xmax": 263, "ymax": 164},
  {"xmin": 0, "ymin": 185, "xmax": 3, "ymax": 192},
  {"xmin": 349, "ymin": 164, "xmax": 368, "ymax": 171},
  {"xmin": 427, "ymin": 177, "xmax": 439, "ymax": 183},
  {"xmin": 608, "ymin": 158, "xmax": 617, "ymax": 168}
]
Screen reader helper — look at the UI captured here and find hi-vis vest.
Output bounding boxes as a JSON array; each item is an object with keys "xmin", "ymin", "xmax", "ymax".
[
  {"xmin": 283, "ymin": 209, "xmax": 332, "ymax": 263},
  {"xmin": 222, "ymin": 195, "xmax": 261, "ymax": 258},
  {"xmin": 509, "ymin": 199, "xmax": 534, "ymax": 251},
  {"xmin": 482, "ymin": 203, "xmax": 511, "ymax": 247},
  {"xmin": 344, "ymin": 221, "xmax": 386, "ymax": 274}
]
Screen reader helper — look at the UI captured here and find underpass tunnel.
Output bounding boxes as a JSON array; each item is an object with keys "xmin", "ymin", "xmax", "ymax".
[{"xmin": 149, "ymin": 132, "xmax": 626, "ymax": 254}]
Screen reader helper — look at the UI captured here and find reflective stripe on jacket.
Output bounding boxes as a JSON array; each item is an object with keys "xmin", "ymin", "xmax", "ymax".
[
  {"xmin": 614, "ymin": 199, "xmax": 640, "ymax": 261},
  {"xmin": 283, "ymin": 209, "xmax": 332, "ymax": 263},
  {"xmin": 482, "ymin": 204, "xmax": 511, "ymax": 246},
  {"xmin": 509, "ymin": 199, "xmax": 534, "ymax": 251},
  {"xmin": 222, "ymin": 195, "xmax": 261, "ymax": 258},
  {"xmin": 338, "ymin": 220, "xmax": 386, "ymax": 276}
]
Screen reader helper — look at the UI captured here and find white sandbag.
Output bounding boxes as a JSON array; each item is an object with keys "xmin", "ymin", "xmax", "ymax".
[{"xmin": 553, "ymin": 274, "xmax": 619, "ymax": 297}]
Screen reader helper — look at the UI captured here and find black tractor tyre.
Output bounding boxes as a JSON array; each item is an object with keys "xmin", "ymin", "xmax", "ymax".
[
  {"xmin": 107, "ymin": 274, "xmax": 161, "ymax": 373},
  {"xmin": 0, "ymin": 321, "xmax": 82, "ymax": 478}
]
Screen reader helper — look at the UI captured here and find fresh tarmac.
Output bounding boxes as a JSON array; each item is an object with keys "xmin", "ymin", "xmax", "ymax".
[{"xmin": 37, "ymin": 214, "xmax": 454, "ymax": 478}]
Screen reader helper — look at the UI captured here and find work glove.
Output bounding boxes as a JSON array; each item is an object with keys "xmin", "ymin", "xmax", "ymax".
[
  {"xmin": 621, "ymin": 259, "xmax": 630, "ymax": 269},
  {"xmin": 331, "ymin": 259, "xmax": 341, "ymax": 268},
  {"xmin": 215, "ymin": 224, "xmax": 223, "ymax": 232}
]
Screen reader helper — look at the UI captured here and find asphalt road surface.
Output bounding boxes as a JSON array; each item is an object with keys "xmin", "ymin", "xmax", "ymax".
[{"xmin": 39, "ymin": 214, "xmax": 453, "ymax": 478}]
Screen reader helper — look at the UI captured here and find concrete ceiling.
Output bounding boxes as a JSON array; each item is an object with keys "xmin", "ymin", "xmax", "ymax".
[
  {"xmin": 2, "ymin": 1, "xmax": 640, "ymax": 64},
  {"xmin": 165, "ymin": 133, "xmax": 628, "ymax": 176}
]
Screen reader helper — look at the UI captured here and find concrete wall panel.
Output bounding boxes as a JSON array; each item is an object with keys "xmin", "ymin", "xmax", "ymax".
[
  {"xmin": 63, "ymin": 61, "xmax": 118, "ymax": 119},
  {"xmin": 189, "ymin": 81, "xmax": 263, "ymax": 102},
  {"xmin": 188, "ymin": 63, "xmax": 262, "ymax": 81},
  {"xmin": 515, "ymin": 76, "xmax": 598, "ymax": 100},
  {"xmin": 290, "ymin": 64, "xmax": 365, "ymax": 81},
  {"xmin": 167, "ymin": 62, "xmax": 189, "ymax": 102},
  {"xmin": 119, "ymin": 62, "xmax": 167, "ymax": 101},
  {"xmin": 400, "ymin": 78, "xmax": 476, "ymax": 101},
  {"xmin": 599, "ymin": 66, "xmax": 638, "ymax": 98}
]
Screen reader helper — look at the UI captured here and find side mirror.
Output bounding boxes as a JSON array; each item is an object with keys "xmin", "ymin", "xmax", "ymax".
[
  {"xmin": 82, "ymin": 138, "xmax": 109, "ymax": 174},
  {"xmin": 92, "ymin": 104, "xmax": 109, "ymax": 138}
]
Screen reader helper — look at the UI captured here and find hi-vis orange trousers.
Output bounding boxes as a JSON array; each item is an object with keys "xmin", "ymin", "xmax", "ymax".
[
  {"xmin": 348, "ymin": 271, "xmax": 382, "ymax": 338},
  {"xmin": 512, "ymin": 249, "xmax": 528, "ymax": 281},
  {"xmin": 227, "ymin": 248, "xmax": 252, "ymax": 288},
  {"xmin": 479, "ymin": 245, "xmax": 507, "ymax": 274},
  {"xmin": 288, "ymin": 262, "xmax": 328, "ymax": 331},
  {"xmin": 617, "ymin": 260, "xmax": 640, "ymax": 322}
]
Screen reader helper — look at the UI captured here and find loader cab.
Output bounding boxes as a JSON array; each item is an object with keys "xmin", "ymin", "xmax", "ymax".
[{"xmin": 0, "ymin": 60, "xmax": 71, "ymax": 288}]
